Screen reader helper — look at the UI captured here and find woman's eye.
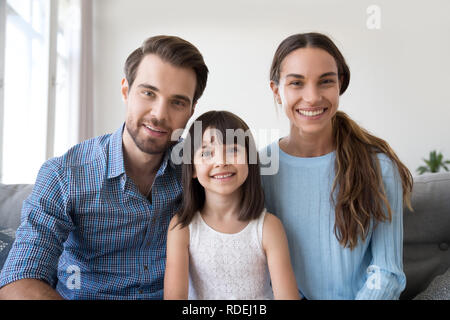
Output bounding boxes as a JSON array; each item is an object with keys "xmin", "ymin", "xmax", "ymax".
[
  {"xmin": 290, "ymin": 81, "xmax": 303, "ymax": 86},
  {"xmin": 321, "ymin": 79, "xmax": 335, "ymax": 85}
]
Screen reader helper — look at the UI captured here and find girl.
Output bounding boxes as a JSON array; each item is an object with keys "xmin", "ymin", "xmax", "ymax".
[
  {"xmin": 262, "ymin": 32, "xmax": 413, "ymax": 299},
  {"xmin": 164, "ymin": 110, "xmax": 300, "ymax": 300}
]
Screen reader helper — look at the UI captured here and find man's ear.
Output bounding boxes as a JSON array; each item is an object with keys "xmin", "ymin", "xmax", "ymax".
[
  {"xmin": 121, "ymin": 78, "xmax": 129, "ymax": 102},
  {"xmin": 270, "ymin": 81, "xmax": 282, "ymax": 105}
]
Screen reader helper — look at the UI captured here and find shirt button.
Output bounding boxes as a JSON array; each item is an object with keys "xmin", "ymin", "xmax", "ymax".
[
  {"xmin": 144, "ymin": 265, "xmax": 148, "ymax": 271},
  {"xmin": 439, "ymin": 242, "xmax": 449, "ymax": 251}
]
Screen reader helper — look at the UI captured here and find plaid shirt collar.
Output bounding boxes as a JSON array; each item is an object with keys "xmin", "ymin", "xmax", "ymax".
[{"xmin": 107, "ymin": 123, "xmax": 177, "ymax": 180}]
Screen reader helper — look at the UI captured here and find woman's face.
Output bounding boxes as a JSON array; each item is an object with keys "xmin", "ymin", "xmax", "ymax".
[{"xmin": 272, "ymin": 47, "xmax": 341, "ymax": 136}]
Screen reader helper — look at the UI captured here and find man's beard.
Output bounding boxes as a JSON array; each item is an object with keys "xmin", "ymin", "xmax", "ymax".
[{"xmin": 125, "ymin": 120, "xmax": 174, "ymax": 155}]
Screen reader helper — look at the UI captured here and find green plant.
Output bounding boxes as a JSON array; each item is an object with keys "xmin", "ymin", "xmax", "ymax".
[{"xmin": 417, "ymin": 150, "xmax": 450, "ymax": 175}]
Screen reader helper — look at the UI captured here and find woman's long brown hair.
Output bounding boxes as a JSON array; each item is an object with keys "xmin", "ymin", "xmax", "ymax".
[
  {"xmin": 331, "ymin": 111, "xmax": 413, "ymax": 249},
  {"xmin": 270, "ymin": 32, "xmax": 413, "ymax": 249}
]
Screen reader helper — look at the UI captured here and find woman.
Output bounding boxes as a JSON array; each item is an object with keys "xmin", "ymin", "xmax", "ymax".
[{"xmin": 260, "ymin": 32, "xmax": 413, "ymax": 299}]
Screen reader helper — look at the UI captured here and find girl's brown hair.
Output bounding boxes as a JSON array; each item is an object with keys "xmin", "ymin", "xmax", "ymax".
[
  {"xmin": 176, "ymin": 110, "xmax": 265, "ymax": 228},
  {"xmin": 270, "ymin": 32, "xmax": 413, "ymax": 249}
]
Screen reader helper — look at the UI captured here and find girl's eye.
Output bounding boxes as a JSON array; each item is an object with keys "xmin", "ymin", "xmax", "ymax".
[
  {"xmin": 289, "ymin": 81, "xmax": 303, "ymax": 86},
  {"xmin": 227, "ymin": 146, "xmax": 239, "ymax": 154},
  {"xmin": 201, "ymin": 150, "xmax": 212, "ymax": 158}
]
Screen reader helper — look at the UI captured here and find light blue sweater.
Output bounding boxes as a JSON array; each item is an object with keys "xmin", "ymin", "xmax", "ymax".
[{"xmin": 260, "ymin": 140, "xmax": 406, "ymax": 300}]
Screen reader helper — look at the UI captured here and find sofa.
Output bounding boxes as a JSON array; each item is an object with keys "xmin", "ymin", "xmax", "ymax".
[{"xmin": 0, "ymin": 173, "xmax": 449, "ymax": 299}]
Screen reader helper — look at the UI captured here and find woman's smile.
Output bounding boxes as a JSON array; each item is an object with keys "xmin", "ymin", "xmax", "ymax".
[{"xmin": 295, "ymin": 107, "xmax": 329, "ymax": 119}]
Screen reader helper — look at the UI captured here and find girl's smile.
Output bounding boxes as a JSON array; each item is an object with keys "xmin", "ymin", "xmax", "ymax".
[{"xmin": 210, "ymin": 171, "xmax": 236, "ymax": 180}]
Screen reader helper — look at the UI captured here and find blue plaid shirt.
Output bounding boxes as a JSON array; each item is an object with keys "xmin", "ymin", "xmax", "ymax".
[{"xmin": 0, "ymin": 124, "xmax": 183, "ymax": 299}]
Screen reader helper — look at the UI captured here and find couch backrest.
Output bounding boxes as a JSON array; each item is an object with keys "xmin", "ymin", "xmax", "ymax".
[
  {"xmin": 400, "ymin": 172, "xmax": 450, "ymax": 299},
  {"xmin": 0, "ymin": 184, "xmax": 34, "ymax": 230}
]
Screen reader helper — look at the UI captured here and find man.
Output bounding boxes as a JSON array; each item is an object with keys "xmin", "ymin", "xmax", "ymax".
[{"xmin": 0, "ymin": 35, "xmax": 208, "ymax": 299}]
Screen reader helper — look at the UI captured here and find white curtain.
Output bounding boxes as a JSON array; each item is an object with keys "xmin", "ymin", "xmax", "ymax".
[{"xmin": 78, "ymin": 0, "xmax": 93, "ymax": 142}]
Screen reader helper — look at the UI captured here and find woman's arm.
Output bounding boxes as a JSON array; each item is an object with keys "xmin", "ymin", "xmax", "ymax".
[
  {"xmin": 355, "ymin": 157, "xmax": 407, "ymax": 300},
  {"xmin": 163, "ymin": 215, "xmax": 190, "ymax": 300},
  {"xmin": 263, "ymin": 213, "xmax": 301, "ymax": 300}
]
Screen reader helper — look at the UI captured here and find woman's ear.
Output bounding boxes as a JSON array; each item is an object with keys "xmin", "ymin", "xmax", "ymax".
[{"xmin": 270, "ymin": 81, "xmax": 282, "ymax": 105}]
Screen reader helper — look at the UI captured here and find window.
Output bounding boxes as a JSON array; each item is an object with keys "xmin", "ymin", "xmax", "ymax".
[{"xmin": 0, "ymin": 0, "xmax": 81, "ymax": 184}]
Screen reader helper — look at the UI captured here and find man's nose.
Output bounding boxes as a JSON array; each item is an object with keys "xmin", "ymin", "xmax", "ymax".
[{"xmin": 150, "ymin": 98, "xmax": 169, "ymax": 121}]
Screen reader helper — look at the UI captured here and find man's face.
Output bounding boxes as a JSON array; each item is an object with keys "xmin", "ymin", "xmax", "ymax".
[{"xmin": 122, "ymin": 54, "xmax": 197, "ymax": 155}]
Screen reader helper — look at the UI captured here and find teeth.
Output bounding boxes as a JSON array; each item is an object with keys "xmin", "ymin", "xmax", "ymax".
[
  {"xmin": 213, "ymin": 173, "xmax": 234, "ymax": 179},
  {"xmin": 297, "ymin": 109, "xmax": 325, "ymax": 117},
  {"xmin": 145, "ymin": 125, "xmax": 164, "ymax": 132}
]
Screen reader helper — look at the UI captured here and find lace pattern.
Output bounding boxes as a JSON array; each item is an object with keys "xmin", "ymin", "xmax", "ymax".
[{"xmin": 188, "ymin": 210, "xmax": 273, "ymax": 300}]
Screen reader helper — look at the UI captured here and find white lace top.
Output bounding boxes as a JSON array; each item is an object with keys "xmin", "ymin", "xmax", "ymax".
[{"xmin": 188, "ymin": 210, "xmax": 274, "ymax": 300}]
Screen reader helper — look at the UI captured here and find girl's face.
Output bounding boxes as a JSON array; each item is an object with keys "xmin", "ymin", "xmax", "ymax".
[
  {"xmin": 271, "ymin": 47, "xmax": 341, "ymax": 136},
  {"xmin": 193, "ymin": 127, "xmax": 249, "ymax": 197}
]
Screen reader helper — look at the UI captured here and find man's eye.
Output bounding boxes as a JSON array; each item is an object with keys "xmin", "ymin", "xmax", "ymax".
[
  {"xmin": 143, "ymin": 91, "xmax": 155, "ymax": 97},
  {"xmin": 172, "ymin": 100, "xmax": 187, "ymax": 108}
]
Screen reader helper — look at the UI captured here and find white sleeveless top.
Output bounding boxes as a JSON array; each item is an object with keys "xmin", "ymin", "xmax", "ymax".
[{"xmin": 188, "ymin": 210, "xmax": 274, "ymax": 300}]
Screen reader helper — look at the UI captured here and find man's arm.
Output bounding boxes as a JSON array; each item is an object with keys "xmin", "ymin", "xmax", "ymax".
[
  {"xmin": 0, "ymin": 159, "xmax": 74, "ymax": 299},
  {"xmin": 0, "ymin": 279, "xmax": 63, "ymax": 300},
  {"xmin": 355, "ymin": 158, "xmax": 406, "ymax": 299}
]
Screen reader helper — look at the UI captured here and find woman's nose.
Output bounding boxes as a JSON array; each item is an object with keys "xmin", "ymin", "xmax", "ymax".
[{"xmin": 302, "ymin": 84, "xmax": 322, "ymax": 104}]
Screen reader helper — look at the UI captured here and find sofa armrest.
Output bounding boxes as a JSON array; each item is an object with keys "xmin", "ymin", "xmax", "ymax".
[{"xmin": 413, "ymin": 267, "xmax": 450, "ymax": 300}]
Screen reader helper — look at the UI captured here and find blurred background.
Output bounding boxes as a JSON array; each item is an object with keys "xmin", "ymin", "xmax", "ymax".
[{"xmin": 1, "ymin": 0, "xmax": 450, "ymax": 184}]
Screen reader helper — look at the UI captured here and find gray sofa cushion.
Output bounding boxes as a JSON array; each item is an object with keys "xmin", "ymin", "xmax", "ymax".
[
  {"xmin": 0, "ymin": 184, "xmax": 33, "ymax": 272},
  {"xmin": 0, "ymin": 228, "xmax": 15, "ymax": 270},
  {"xmin": 414, "ymin": 267, "xmax": 450, "ymax": 300},
  {"xmin": 401, "ymin": 172, "xmax": 450, "ymax": 299},
  {"xmin": 0, "ymin": 184, "xmax": 34, "ymax": 230}
]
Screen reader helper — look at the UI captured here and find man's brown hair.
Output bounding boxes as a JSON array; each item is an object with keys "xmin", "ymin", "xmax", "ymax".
[{"xmin": 124, "ymin": 35, "xmax": 209, "ymax": 104}]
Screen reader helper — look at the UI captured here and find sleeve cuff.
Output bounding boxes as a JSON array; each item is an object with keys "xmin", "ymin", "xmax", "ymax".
[{"xmin": 355, "ymin": 267, "xmax": 406, "ymax": 300}]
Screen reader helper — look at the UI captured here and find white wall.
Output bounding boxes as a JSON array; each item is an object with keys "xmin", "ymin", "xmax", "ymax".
[{"xmin": 93, "ymin": 0, "xmax": 450, "ymax": 175}]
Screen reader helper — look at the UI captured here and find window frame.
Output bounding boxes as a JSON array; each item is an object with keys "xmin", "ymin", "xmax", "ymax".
[
  {"xmin": 0, "ymin": 0, "xmax": 59, "ymax": 183},
  {"xmin": 0, "ymin": 0, "xmax": 6, "ymax": 182}
]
